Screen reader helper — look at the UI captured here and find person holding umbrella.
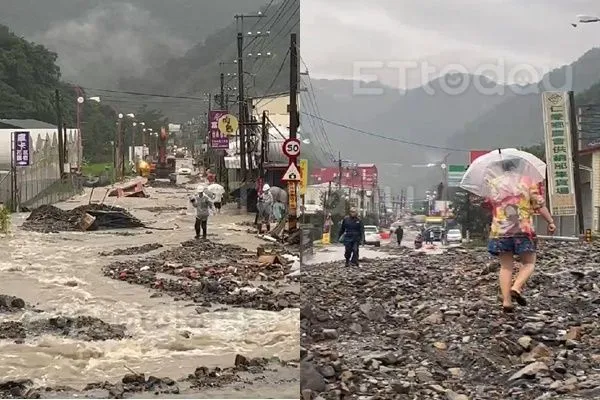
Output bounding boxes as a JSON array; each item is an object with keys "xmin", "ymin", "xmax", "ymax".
[{"xmin": 460, "ymin": 149, "xmax": 556, "ymax": 313}]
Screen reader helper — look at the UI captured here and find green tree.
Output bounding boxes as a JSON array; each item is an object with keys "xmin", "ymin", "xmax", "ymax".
[{"xmin": 451, "ymin": 190, "xmax": 491, "ymax": 238}]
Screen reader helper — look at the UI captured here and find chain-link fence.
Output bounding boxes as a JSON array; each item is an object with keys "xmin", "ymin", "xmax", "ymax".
[{"xmin": 0, "ymin": 130, "xmax": 81, "ymax": 211}]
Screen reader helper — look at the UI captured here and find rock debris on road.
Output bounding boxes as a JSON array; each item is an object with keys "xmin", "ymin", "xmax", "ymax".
[
  {"xmin": 99, "ymin": 243, "xmax": 164, "ymax": 256},
  {"xmin": 300, "ymin": 242, "xmax": 600, "ymax": 399},
  {"xmin": 103, "ymin": 239, "xmax": 300, "ymax": 311},
  {"xmin": 0, "ymin": 355, "xmax": 297, "ymax": 399},
  {"xmin": 22, "ymin": 204, "xmax": 144, "ymax": 233}
]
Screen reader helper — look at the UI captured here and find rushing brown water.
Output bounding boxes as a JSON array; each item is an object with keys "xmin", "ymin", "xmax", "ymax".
[{"xmin": 0, "ymin": 187, "xmax": 299, "ymax": 390}]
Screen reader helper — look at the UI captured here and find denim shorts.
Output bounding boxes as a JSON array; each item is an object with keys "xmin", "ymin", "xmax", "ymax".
[{"xmin": 488, "ymin": 236, "xmax": 536, "ymax": 256}]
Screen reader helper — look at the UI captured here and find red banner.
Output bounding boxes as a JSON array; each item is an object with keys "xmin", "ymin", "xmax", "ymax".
[{"xmin": 469, "ymin": 150, "xmax": 489, "ymax": 164}]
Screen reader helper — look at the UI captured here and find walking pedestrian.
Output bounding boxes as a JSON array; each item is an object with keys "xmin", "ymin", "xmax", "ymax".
[
  {"xmin": 337, "ymin": 207, "xmax": 365, "ymax": 267},
  {"xmin": 257, "ymin": 184, "xmax": 274, "ymax": 234},
  {"xmin": 395, "ymin": 225, "xmax": 404, "ymax": 246},
  {"xmin": 190, "ymin": 190, "xmax": 214, "ymax": 239},
  {"xmin": 486, "ymin": 159, "xmax": 555, "ymax": 313}
]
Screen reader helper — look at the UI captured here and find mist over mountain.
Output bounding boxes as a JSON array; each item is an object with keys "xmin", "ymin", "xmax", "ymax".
[
  {"xmin": 310, "ymin": 47, "xmax": 600, "ymax": 188},
  {"xmin": 1, "ymin": 0, "xmax": 266, "ymax": 88}
]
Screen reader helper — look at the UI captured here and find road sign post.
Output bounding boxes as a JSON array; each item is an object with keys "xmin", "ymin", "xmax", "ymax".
[{"xmin": 281, "ymin": 138, "xmax": 301, "ymax": 231}]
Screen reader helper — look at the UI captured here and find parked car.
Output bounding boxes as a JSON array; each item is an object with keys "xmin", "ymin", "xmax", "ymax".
[
  {"xmin": 363, "ymin": 225, "xmax": 381, "ymax": 247},
  {"xmin": 446, "ymin": 228, "xmax": 463, "ymax": 244}
]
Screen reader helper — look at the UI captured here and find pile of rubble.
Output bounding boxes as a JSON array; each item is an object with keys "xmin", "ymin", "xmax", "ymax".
[
  {"xmin": 22, "ymin": 204, "xmax": 144, "ymax": 233},
  {"xmin": 0, "ymin": 315, "xmax": 127, "ymax": 342},
  {"xmin": 0, "ymin": 355, "xmax": 296, "ymax": 399},
  {"xmin": 300, "ymin": 242, "xmax": 600, "ymax": 399},
  {"xmin": 103, "ymin": 239, "xmax": 300, "ymax": 311},
  {"xmin": 100, "ymin": 243, "xmax": 164, "ymax": 256}
]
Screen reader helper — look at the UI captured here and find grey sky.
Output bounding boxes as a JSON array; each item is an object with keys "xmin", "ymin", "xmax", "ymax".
[{"xmin": 301, "ymin": 0, "xmax": 600, "ymax": 87}]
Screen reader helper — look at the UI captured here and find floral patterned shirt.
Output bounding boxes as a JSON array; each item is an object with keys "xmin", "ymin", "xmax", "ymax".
[{"xmin": 487, "ymin": 174, "xmax": 545, "ymax": 239}]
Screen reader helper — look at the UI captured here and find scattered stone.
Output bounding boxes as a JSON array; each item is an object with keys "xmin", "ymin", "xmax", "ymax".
[
  {"xmin": 0, "ymin": 295, "xmax": 26, "ymax": 312},
  {"xmin": 102, "ymin": 239, "xmax": 299, "ymax": 311},
  {"xmin": 100, "ymin": 243, "xmax": 163, "ymax": 256},
  {"xmin": 300, "ymin": 241, "xmax": 600, "ymax": 398},
  {"xmin": 22, "ymin": 204, "xmax": 144, "ymax": 233},
  {"xmin": 0, "ymin": 316, "xmax": 126, "ymax": 341}
]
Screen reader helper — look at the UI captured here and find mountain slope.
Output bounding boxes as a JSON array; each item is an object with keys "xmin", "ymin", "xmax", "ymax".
[
  {"xmin": 309, "ymin": 74, "xmax": 511, "ymax": 167},
  {"xmin": 116, "ymin": 0, "xmax": 298, "ymax": 121},
  {"xmin": 447, "ymin": 47, "xmax": 600, "ymax": 149},
  {"xmin": 2, "ymin": 0, "xmax": 267, "ymax": 90}
]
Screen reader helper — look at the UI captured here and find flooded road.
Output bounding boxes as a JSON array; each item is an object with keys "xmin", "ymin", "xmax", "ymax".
[{"xmin": 0, "ymin": 181, "xmax": 298, "ymax": 396}]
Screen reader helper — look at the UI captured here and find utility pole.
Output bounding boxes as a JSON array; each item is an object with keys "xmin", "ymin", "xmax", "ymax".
[
  {"xmin": 337, "ymin": 151, "xmax": 342, "ymax": 189},
  {"xmin": 116, "ymin": 116, "xmax": 123, "ymax": 181},
  {"xmin": 289, "ymin": 33, "xmax": 298, "ymax": 139},
  {"xmin": 568, "ymin": 90, "xmax": 585, "ymax": 234},
  {"xmin": 55, "ymin": 89, "xmax": 64, "ymax": 177},
  {"xmin": 288, "ymin": 32, "xmax": 300, "ymax": 231},
  {"xmin": 259, "ymin": 110, "xmax": 267, "ymax": 180},
  {"xmin": 220, "ymin": 73, "xmax": 225, "ymax": 110},
  {"xmin": 237, "ymin": 32, "xmax": 247, "ymax": 180}
]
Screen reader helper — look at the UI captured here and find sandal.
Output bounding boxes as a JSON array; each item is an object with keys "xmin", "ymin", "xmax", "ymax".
[
  {"xmin": 510, "ymin": 289, "xmax": 527, "ymax": 306},
  {"xmin": 502, "ymin": 305, "xmax": 515, "ymax": 313}
]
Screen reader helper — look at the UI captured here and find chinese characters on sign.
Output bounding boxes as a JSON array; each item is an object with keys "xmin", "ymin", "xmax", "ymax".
[
  {"xmin": 542, "ymin": 92, "xmax": 576, "ymax": 216},
  {"xmin": 13, "ymin": 131, "xmax": 31, "ymax": 167},
  {"xmin": 208, "ymin": 110, "xmax": 229, "ymax": 149}
]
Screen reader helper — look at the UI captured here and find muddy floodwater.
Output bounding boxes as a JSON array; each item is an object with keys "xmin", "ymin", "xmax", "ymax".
[{"xmin": 0, "ymin": 182, "xmax": 299, "ymax": 397}]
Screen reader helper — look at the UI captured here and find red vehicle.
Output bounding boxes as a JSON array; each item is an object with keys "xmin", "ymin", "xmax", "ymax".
[{"xmin": 148, "ymin": 127, "xmax": 177, "ymax": 184}]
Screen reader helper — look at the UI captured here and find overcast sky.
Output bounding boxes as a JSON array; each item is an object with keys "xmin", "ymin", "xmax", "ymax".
[{"xmin": 301, "ymin": 0, "xmax": 600, "ymax": 88}]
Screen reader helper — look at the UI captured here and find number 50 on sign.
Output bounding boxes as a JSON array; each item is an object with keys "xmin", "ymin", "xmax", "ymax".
[{"xmin": 282, "ymin": 138, "xmax": 301, "ymax": 158}]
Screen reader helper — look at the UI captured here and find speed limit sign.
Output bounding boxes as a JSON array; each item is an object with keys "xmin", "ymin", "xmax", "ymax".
[{"xmin": 282, "ymin": 138, "xmax": 301, "ymax": 158}]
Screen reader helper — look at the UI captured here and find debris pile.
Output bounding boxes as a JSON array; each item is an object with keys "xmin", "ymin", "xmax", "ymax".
[
  {"xmin": 103, "ymin": 239, "xmax": 300, "ymax": 310},
  {"xmin": 100, "ymin": 243, "xmax": 164, "ymax": 256},
  {"xmin": 300, "ymin": 242, "xmax": 600, "ymax": 399},
  {"xmin": 0, "ymin": 316, "xmax": 126, "ymax": 341},
  {"xmin": 0, "ymin": 356, "xmax": 295, "ymax": 398},
  {"xmin": 0, "ymin": 295, "xmax": 26, "ymax": 313},
  {"xmin": 22, "ymin": 204, "xmax": 144, "ymax": 233}
]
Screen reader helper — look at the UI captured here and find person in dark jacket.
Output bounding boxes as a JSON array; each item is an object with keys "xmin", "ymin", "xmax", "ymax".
[
  {"xmin": 338, "ymin": 207, "xmax": 365, "ymax": 267},
  {"xmin": 396, "ymin": 225, "xmax": 404, "ymax": 246}
]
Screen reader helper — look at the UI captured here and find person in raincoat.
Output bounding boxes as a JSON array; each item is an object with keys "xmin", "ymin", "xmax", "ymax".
[
  {"xmin": 257, "ymin": 184, "xmax": 274, "ymax": 233},
  {"xmin": 486, "ymin": 159, "xmax": 556, "ymax": 312},
  {"xmin": 395, "ymin": 224, "xmax": 404, "ymax": 246},
  {"xmin": 337, "ymin": 207, "xmax": 365, "ymax": 267},
  {"xmin": 190, "ymin": 189, "xmax": 214, "ymax": 239}
]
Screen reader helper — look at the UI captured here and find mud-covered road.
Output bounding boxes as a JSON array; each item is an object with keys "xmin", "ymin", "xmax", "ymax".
[{"xmin": 0, "ymin": 177, "xmax": 299, "ymax": 398}]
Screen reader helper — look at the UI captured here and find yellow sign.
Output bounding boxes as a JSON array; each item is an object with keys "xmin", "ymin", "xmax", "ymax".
[
  {"xmin": 288, "ymin": 181, "xmax": 297, "ymax": 210},
  {"xmin": 217, "ymin": 114, "xmax": 238, "ymax": 137},
  {"xmin": 322, "ymin": 232, "xmax": 331, "ymax": 244},
  {"xmin": 298, "ymin": 159, "xmax": 308, "ymax": 195}
]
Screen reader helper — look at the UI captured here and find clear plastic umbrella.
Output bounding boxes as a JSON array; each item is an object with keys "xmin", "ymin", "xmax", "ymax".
[
  {"xmin": 459, "ymin": 148, "xmax": 546, "ymax": 199},
  {"xmin": 207, "ymin": 183, "xmax": 225, "ymax": 196}
]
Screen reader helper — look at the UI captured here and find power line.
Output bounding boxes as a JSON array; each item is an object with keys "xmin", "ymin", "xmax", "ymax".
[
  {"xmin": 253, "ymin": 48, "xmax": 290, "ymax": 108},
  {"xmin": 300, "ymin": 112, "xmax": 469, "ymax": 152},
  {"xmin": 81, "ymin": 87, "xmax": 209, "ymax": 101}
]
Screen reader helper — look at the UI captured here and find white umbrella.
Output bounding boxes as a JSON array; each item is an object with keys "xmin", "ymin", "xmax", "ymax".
[
  {"xmin": 460, "ymin": 148, "xmax": 546, "ymax": 198},
  {"xmin": 207, "ymin": 183, "xmax": 225, "ymax": 195}
]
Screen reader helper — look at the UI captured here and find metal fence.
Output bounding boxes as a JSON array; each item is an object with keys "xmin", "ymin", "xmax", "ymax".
[{"xmin": 0, "ymin": 130, "xmax": 81, "ymax": 211}]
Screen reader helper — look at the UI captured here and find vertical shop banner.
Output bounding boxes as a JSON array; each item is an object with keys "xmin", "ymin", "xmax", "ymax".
[
  {"xmin": 209, "ymin": 110, "xmax": 229, "ymax": 149},
  {"xmin": 14, "ymin": 131, "xmax": 31, "ymax": 167},
  {"xmin": 298, "ymin": 159, "xmax": 308, "ymax": 195},
  {"xmin": 542, "ymin": 91, "xmax": 576, "ymax": 216}
]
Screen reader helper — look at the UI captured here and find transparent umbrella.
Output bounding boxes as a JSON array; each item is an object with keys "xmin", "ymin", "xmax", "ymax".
[{"xmin": 459, "ymin": 148, "xmax": 546, "ymax": 199}]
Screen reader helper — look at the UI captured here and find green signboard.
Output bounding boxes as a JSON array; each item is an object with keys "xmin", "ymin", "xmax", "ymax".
[{"xmin": 447, "ymin": 165, "xmax": 467, "ymax": 187}]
